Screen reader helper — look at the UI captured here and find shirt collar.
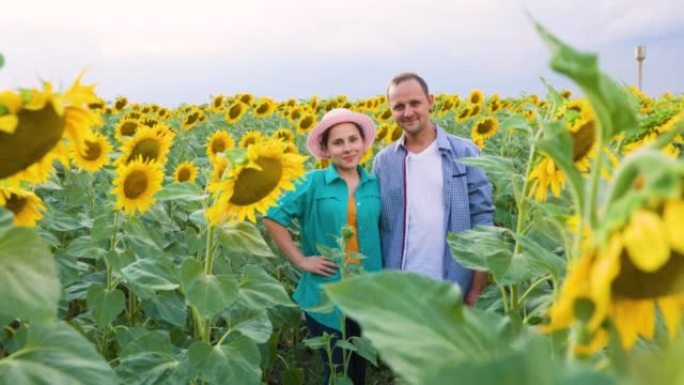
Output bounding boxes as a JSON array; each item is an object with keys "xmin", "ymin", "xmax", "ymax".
[
  {"xmin": 392, "ymin": 123, "xmax": 451, "ymax": 154},
  {"xmin": 324, "ymin": 164, "xmax": 373, "ymax": 185}
]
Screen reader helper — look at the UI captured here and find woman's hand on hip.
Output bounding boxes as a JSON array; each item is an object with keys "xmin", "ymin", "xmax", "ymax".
[{"xmin": 296, "ymin": 256, "xmax": 338, "ymax": 277}]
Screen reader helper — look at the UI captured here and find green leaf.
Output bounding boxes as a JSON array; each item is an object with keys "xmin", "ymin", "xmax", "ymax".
[
  {"xmin": 43, "ymin": 209, "xmax": 86, "ymax": 232},
  {"xmin": 0, "ymin": 53, "xmax": 4, "ymax": 69},
  {"xmin": 187, "ymin": 336, "xmax": 261, "ymax": 385},
  {"xmin": 91, "ymin": 213, "xmax": 117, "ymax": 243},
  {"xmin": 120, "ymin": 258, "xmax": 180, "ymax": 299},
  {"xmin": 63, "ymin": 236, "xmax": 106, "ymax": 260},
  {"xmin": 218, "ymin": 222, "xmax": 275, "ymax": 259},
  {"xmin": 535, "ymin": 22, "xmax": 638, "ymax": 141},
  {"xmin": 154, "ymin": 182, "xmax": 206, "ymax": 202},
  {"xmin": 510, "ymin": 233, "xmax": 566, "ymax": 282},
  {"xmin": 238, "ymin": 265, "xmax": 294, "ymax": 309},
  {"xmin": 0, "ymin": 228, "xmax": 60, "ymax": 322},
  {"xmin": 117, "ymin": 351, "xmax": 185, "ymax": 385},
  {"xmin": 0, "ymin": 207, "xmax": 13, "ymax": 233},
  {"xmin": 325, "ymin": 272, "xmax": 511, "ymax": 385},
  {"xmin": 86, "ymin": 284, "xmax": 125, "ymax": 327},
  {"xmin": 225, "ymin": 307, "xmax": 273, "ymax": 344},
  {"xmin": 0, "ymin": 322, "xmax": 118, "ymax": 385},
  {"xmin": 350, "ymin": 336, "xmax": 378, "ymax": 366},
  {"xmin": 447, "ymin": 227, "xmax": 516, "ymax": 282},
  {"xmin": 141, "ymin": 291, "xmax": 187, "ymax": 328},
  {"xmin": 458, "ymin": 155, "xmax": 516, "ymax": 180},
  {"xmin": 181, "ymin": 259, "xmax": 239, "ymax": 319}
]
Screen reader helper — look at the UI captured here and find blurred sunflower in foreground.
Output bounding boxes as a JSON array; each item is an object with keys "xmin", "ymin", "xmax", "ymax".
[
  {"xmin": 543, "ymin": 149, "xmax": 684, "ymax": 354},
  {"xmin": 0, "ymin": 74, "xmax": 101, "ymax": 185},
  {"xmin": 206, "ymin": 138, "xmax": 306, "ymax": 224}
]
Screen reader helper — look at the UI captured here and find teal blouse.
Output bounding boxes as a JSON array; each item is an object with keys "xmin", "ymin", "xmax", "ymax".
[{"xmin": 266, "ymin": 164, "xmax": 383, "ymax": 330}]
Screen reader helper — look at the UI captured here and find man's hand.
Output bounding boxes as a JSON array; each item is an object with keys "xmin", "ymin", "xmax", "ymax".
[
  {"xmin": 464, "ymin": 271, "xmax": 488, "ymax": 307},
  {"xmin": 295, "ymin": 256, "xmax": 338, "ymax": 277}
]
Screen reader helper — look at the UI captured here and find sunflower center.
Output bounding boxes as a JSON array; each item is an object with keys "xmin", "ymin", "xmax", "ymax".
[
  {"xmin": 228, "ymin": 105, "xmax": 242, "ymax": 120},
  {"xmin": 82, "ymin": 140, "xmax": 103, "ymax": 161},
  {"xmin": 0, "ymin": 103, "xmax": 66, "ymax": 178},
  {"xmin": 178, "ymin": 167, "xmax": 192, "ymax": 182},
  {"xmin": 571, "ymin": 120, "xmax": 596, "ymax": 162},
  {"xmin": 243, "ymin": 138, "xmax": 257, "ymax": 147},
  {"xmin": 213, "ymin": 97, "xmax": 223, "ymax": 108},
  {"xmin": 4, "ymin": 193, "xmax": 27, "ymax": 215},
  {"xmin": 229, "ymin": 157, "xmax": 283, "ymax": 206},
  {"xmin": 476, "ymin": 120, "xmax": 494, "ymax": 134},
  {"xmin": 299, "ymin": 116, "xmax": 314, "ymax": 131},
  {"xmin": 256, "ymin": 103, "xmax": 269, "ymax": 114},
  {"xmin": 211, "ymin": 139, "xmax": 227, "ymax": 154},
  {"xmin": 185, "ymin": 113, "xmax": 199, "ymax": 125},
  {"xmin": 123, "ymin": 170, "xmax": 149, "ymax": 199},
  {"xmin": 612, "ymin": 250, "xmax": 684, "ymax": 298},
  {"xmin": 120, "ymin": 121, "xmax": 138, "ymax": 137},
  {"xmin": 127, "ymin": 138, "xmax": 161, "ymax": 163}
]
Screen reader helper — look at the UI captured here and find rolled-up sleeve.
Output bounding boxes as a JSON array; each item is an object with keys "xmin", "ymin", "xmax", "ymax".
[{"xmin": 265, "ymin": 175, "xmax": 311, "ymax": 227}]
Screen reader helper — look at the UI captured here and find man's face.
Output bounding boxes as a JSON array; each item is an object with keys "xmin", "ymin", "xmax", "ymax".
[{"xmin": 387, "ymin": 79, "xmax": 434, "ymax": 137}]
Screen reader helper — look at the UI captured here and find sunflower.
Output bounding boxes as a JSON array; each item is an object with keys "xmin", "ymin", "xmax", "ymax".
[
  {"xmin": 239, "ymin": 130, "xmax": 266, "ymax": 149},
  {"xmin": 375, "ymin": 108, "xmax": 393, "ymax": 122},
  {"xmin": 375, "ymin": 123, "xmax": 390, "ymax": 144},
  {"xmin": 173, "ymin": 161, "xmax": 199, "ymax": 183},
  {"xmin": 208, "ymin": 157, "xmax": 230, "ymax": 193},
  {"xmin": 113, "ymin": 97, "xmax": 128, "ymax": 112},
  {"xmin": 528, "ymin": 157, "xmax": 566, "ymax": 201},
  {"xmin": 212, "ymin": 94, "xmax": 226, "ymax": 113},
  {"xmin": 468, "ymin": 89, "xmax": 484, "ymax": 106},
  {"xmin": 253, "ymin": 98, "xmax": 277, "ymax": 118},
  {"xmin": 456, "ymin": 107, "xmax": 471, "ymax": 123},
  {"xmin": 70, "ymin": 133, "xmax": 112, "ymax": 172},
  {"xmin": 469, "ymin": 104, "xmax": 482, "ymax": 117},
  {"xmin": 206, "ymin": 130, "xmax": 235, "ymax": 162},
  {"xmin": 0, "ymin": 186, "xmax": 46, "ymax": 227},
  {"xmin": 112, "ymin": 158, "xmax": 164, "ymax": 215},
  {"xmin": 225, "ymin": 101, "xmax": 248, "ymax": 124},
  {"xmin": 118, "ymin": 126, "xmax": 172, "ymax": 166},
  {"xmin": 182, "ymin": 108, "xmax": 204, "ymax": 131},
  {"xmin": 272, "ymin": 127, "xmax": 295, "ymax": 143},
  {"xmin": 238, "ymin": 93, "xmax": 254, "ymax": 106},
  {"xmin": 471, "ymin": 117, "xmax": 499, "ymax": 144},
  {"xmin": 296, "ymin": 113, "xmax": 316, "ymax": 135},
  {"xmin": 206, "ymin": 139, "xmax": 307, "ymax": 224},
  {"xmin": 387, "ymin": 124, "xmax": 403, "ymax": 144},
  {"xmin": 0, "ymin": 75, "xmax": 99, "ymax": 184},
  {"xmin": 544, "ymin": 200, "xmax": 684, "ymax": 352},
  {"xmin": 115, "ymin": 118, "xmax": 140, "ymax": 141}
]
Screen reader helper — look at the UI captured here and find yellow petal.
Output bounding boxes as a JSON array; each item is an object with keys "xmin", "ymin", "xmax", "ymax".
[
  {"xmin": 0, "ymin": 114, "xmax": 18, "ymax": 134},
  {"xmin": 657, "ymin": 295, "xmax": 684, "ymax": 341},
  {"xmin": 664, "ymin": 200, "xmax": 684, "ymax": 254},
  {"xmin": 623, "ymin": 210, "xmax": 670, "ymax": 272}
]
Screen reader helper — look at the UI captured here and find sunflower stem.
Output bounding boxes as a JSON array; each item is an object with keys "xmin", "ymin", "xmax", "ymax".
[
  {"xmin": 204, "ymin": 225, "xmax": 216, "ymax": 275},
  {"xmin": 577, "ymin": 129, "xmax": 606, "ymax": 257},
  {"xmin": 106, "ymin": 212, "xmax": 120, "ymax": 291}
]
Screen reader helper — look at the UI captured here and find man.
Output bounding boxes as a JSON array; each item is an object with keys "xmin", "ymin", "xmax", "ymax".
[{"xmin": 372, "ymin": 72, "xmax": 494, "ymax": 306}]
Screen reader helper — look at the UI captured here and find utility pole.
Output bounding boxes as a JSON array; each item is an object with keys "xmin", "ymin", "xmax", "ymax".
[{"xmin": 636, "ymin": 45, "xmax": 646, "ymax": 91}]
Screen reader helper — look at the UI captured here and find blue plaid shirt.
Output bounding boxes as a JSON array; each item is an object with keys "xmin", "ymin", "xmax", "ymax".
[{"xmin": 371, "ymin": 125, "xmax": 494, "ymax": 293}]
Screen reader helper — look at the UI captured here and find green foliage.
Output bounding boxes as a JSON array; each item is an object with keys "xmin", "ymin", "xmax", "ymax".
[
  {"xmin": 0, "ymin": 322, "xmax": 118, "ymax": 385},
  {"xmin": 0, "ymin": 228, "xmax": 60, "ymax": 322}
]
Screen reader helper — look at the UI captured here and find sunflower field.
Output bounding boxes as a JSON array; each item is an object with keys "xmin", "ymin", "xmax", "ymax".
[{"xmin": 1, "ymin": 25, "xmax": 684, "ymax": 385}]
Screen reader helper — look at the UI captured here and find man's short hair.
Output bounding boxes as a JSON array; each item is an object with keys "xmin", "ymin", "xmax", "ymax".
[{"xmin": 387, "ymin": 72, "xmax": 430, "ymax": 97}]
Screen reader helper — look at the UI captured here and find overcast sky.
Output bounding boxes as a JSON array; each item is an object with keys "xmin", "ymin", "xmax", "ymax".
[{"xmin": 1, "ymin": 0, "xmax": 682, "ymax": 106}]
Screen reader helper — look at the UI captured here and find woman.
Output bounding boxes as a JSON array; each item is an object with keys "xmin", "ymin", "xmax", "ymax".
[{"xmin": 264, "ymin": 108, "xmax": 382, "ymax": 385}]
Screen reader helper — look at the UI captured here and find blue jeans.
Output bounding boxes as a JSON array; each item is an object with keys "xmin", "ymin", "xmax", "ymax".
[{"xmin": 305, "ymin": 314, "xmax": 367, "ymax": 385}]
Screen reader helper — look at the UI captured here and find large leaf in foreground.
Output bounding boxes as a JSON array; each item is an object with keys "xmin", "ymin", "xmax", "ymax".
[
  {"xmin": 325, "ymin": 272, "xmax": 512, "ymax": 385},
  {"xmin": 0, "ymin": 322, "xmax": 117, "ymax": 385},
  {"xmin": 0, "ymin": 228, "xmax": 60, "ymax": 322}
]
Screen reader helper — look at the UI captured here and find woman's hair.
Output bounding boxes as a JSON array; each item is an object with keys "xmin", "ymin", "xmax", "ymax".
[{"xmin": 319, "ymin": 122, "xmax": 365, "ymax": 149}]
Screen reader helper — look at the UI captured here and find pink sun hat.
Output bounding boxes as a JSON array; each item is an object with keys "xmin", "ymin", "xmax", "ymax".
[{"xmin": 306, "ymin": 108, "xmax": 377, "ymax": 159}]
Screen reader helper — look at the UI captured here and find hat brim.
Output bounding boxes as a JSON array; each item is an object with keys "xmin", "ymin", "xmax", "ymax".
[{"xmin": 306, "ymin": 108, "xmax": 377, "ymax": 159}]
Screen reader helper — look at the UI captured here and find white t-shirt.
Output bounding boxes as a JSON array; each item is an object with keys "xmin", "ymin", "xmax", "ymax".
[{"xmin": 402, "ymin": 139, "xmax": 445, "ymax": 280}]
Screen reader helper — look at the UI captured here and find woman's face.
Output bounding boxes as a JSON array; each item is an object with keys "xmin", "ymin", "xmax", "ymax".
[{"xmin": 324, "ymin": 122, "xmax": 365, "ymax": 173}]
